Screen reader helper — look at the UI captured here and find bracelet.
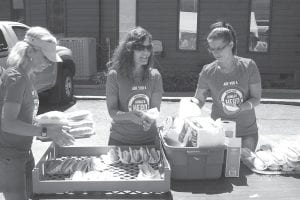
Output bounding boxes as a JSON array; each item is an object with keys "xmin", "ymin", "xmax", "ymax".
[{"xmin": 247, "ymin": 101, "xmax": 253, "ymax": 110}]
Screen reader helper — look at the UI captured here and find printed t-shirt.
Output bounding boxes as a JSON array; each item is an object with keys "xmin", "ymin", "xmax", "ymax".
[
  {"xmin": 197, "ymin": 56, "xmax": 261, "ymax": 136},
  {"xmin": 0, "ymin": 68, "xmax": 39, "ymax": 157},
  {"xmin": 106, "ymin": 68, "xmax": 163, "ymax": 144}
]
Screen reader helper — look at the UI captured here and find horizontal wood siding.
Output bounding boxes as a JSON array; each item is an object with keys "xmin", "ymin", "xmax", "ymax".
[
  {"xmin": 137, "ymin": 0, "xmax": 300, "ymax": 88},
  {"xmin": 0, "ymin": 0, "xmax": 11, "ymax": 20},
  {"xmin": 100, "ymin": 0, "xmax": 118, "ymax": 70},
  {"xmin": 249, "ymin": 0, "xmax": 300, "ymax": 74},
  {"xmin": 138, "ymin": 0, "xmax": 249, "ymax": 74},
  {"xmin": 65, "ymin": 0, "xmax": 99, "ymax": 40},
  {"xmin": 27, "ymin": 0, "xmax": 47, "ymax": 26}
]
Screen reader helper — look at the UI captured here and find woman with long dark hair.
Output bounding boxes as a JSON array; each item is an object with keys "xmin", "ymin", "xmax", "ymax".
[{"xmin": 106, "ymin": 27, "xmax": 163, "ymax": 145}]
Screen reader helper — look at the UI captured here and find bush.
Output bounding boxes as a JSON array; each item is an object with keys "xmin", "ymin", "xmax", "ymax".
[{"xmin": 161, "ymin": 70, "xmax": 199, "ymax": 92}]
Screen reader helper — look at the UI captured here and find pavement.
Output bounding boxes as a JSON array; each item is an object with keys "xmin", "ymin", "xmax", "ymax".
[{"xmin": 74, "ymin": 84, "xmax": 300, "ymax": 105}]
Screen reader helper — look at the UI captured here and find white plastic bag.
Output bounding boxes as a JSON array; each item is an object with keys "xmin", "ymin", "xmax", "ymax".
[{"xmin": 178, "ymin": 98, "xmax": 202, "ymax": 119}]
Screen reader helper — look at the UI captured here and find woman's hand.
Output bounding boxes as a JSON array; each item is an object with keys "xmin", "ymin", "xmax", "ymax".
[
  {"xmin": 133, "ymin": 110, "xmax": 155, "ymax": 131},
  {"xmin": 47, "ymin": 126, "xmax": 75, "ymax": 146},
  {"xmin": 128, "ymin": 110, "xmax": 144, "ymax": 126},
  {"xmin": 222, "ymin": 102, "xmax": 240, "ymax": 115}
]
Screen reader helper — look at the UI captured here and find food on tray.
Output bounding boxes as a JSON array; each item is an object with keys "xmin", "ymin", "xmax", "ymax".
[
  {"xmin": 68, "ymin": 127, "xmax": 94, "ymax": 137},
  {"xmin": 242, "ymin": 143, "xmax": 300, "ymax": 173},
  {"xmin": 71, "ymin": 170, "xmax": 84, "ymax": 181},
  {"xmin": 140, "ymin": 147, "xmax": 150, "ymax": 162},
  {"xmin": 148, "ymin": 147, "xmax": 160, "ymax": 164},
  {"xmin": 241, "ymin": 148, "xmax": 267, "ymax": 171},
  {"xmin": 90, "ymin": 157, "xmax": 107, "ymax": 171},
  {"xmin": 138, "ymin": 162, "xmax": 160, "ymax": 179},
  {"xmin": 129, "ymin": 147, "xmax": 142, "ymax": 163},
  {"xmin": 44, "ymin": 159, "xmax": 64, "ymax": 175},
  {"xmin": 101, "ymin": 148, "xmax": 119, "ymax": 164},
  {"xmin": 74, "ymin": 158, "xmax": 91, "ymax": 173},
  {"xmin": 66, "ymin": 110, "xmax": 92, "ymax": 121},
  {"xmin": 61, "ymin": 158, "xmax": 77, "ymax": 174},
  {"xmin": 119, "ymin": 148, "xmax": 131, "ymax": 164}
]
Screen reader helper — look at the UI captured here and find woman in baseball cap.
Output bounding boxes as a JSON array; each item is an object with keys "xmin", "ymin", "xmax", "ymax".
[{"xmin": 0, "ymin": 26, "xmax": 74, "ymax": 200}]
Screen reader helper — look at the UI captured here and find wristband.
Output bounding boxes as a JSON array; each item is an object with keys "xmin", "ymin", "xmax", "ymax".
[{"xmin": 247, "ymin": 101, "xmax": 253, "ymax": 110}]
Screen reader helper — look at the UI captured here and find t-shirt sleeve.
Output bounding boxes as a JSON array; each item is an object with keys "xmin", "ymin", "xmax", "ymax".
[
  {"xmin": 4, "ymin": 75, "xmax": 25, "ymax": 104},
  {"xmin": 248, "ymin": 59, "xmax": 261, "ymax": 84},
  {"xmin": 105, "ymin": 70, "xmax": 118, "ymax": 96},
  {"xmin": 152, "ymin": 69, "xmax": 164, "ymax": 94},
  {"xmin": 197, "ymin": 66, "xmax": 209, "ymax": 90}
]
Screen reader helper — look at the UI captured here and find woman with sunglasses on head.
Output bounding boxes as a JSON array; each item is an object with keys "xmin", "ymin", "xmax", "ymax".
[
  {"xmin": 106, "ymin": 26, "xmax": 163, "ymax": 145},
  {"xmin": 0, "ymin": 27, "xmax": 75, "ymax": 200},
  {"xmin": 192, "ymin": 21, "xmax": 262, "ymax": 151}
]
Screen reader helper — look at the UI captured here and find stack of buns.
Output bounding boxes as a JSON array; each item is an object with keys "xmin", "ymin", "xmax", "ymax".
[
  {"xmin": 36, "ymin": 110, "xmax": 95, "ymax": 138},
  {"xmin": 241, "ymin": 143, "xmax": 300, "ymax": 172}
]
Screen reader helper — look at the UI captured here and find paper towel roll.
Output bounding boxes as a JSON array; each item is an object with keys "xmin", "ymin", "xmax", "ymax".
[{"xmin": 222, "ymin": 120, "xmax": 236, "ymax": 138}]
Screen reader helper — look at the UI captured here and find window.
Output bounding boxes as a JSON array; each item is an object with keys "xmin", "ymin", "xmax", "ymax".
[
  {"xmin": 12, "ymin": 26, "xmax": 28, "ymax": 40},
  {"xmin": 47, "ymin": 0, "xmax": 65, "ymax": 36},
  {"xmin": 0, "ymin": 30, "xmax": 8, "ymax": 52},
  {"xmin": 248, "ymin": 0, "xmax": 272, "ymax": 53},
  {"xmin": 119, "ymin": 0, "xmax": 136, "ymax": 42},
  {"xmin": 178, "ymin": 0, "xmax": 198, "ymax": 51}
]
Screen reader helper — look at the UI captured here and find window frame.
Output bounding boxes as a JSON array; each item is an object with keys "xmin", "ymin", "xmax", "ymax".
[
  {"xmin": 247, "ymin": 0, "xmax": 273, "ymax": 54},
  {"xmin": 177, "ymin": 0, "xmax": 199, "ymax": 52}
]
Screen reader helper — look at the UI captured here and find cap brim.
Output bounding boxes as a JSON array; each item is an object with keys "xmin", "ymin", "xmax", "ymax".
[{"xmin": 43, "ymin": 50, "xmax": 62, "ymax": 62}]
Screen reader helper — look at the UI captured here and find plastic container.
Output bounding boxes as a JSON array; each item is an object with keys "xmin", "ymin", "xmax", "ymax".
[{"xmin": 161, "ymin": 133, "xmax": 225, "ymax": 180}]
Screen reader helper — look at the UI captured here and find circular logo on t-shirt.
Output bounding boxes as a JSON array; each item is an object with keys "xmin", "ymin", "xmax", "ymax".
[
  {"xmin": 221, "ymin": 89, "xmax": 243, "ymax": 111},
  {"xmin": 128, "ymin": 94, "xmax": 150, "ymax": 112}
]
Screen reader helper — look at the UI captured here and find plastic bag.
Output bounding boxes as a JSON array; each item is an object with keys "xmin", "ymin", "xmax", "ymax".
[{"xmin": 178, "ymin": 98, "xmax": 202, "ymax": 119}]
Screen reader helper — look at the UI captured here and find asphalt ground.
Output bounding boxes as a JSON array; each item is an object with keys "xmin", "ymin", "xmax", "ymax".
[{"xmin": 1, "ymin": 87, "xmax": 300, "ymax": 199}]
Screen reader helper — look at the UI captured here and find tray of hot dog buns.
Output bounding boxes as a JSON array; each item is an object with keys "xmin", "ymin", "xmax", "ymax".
[
  {"xmin": 32, "ymin": 143, "xmax": 171, "ymax": 194},
  {"xmin": 241, "ymin": 142, "xmax": 300, "ymax": 175}
]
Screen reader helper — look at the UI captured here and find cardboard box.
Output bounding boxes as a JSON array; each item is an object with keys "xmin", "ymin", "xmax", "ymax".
[{"xmin": 225, "ymin": 137, "xmax": 241, "ymax": 177}]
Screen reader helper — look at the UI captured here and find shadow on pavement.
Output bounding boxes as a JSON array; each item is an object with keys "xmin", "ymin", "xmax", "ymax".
[{"xmin": 38, "ymin": 98, "xmax": 76, "ymax": 115}]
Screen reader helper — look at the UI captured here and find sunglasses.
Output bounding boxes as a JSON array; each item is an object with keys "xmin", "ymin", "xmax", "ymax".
[
  {"xmin": 133, "ymin": 44, "xmax": 153, "ymax": 51},
  {"xmin": 207, "ymin": 43, "xmax": 230, "ymax": 53}
]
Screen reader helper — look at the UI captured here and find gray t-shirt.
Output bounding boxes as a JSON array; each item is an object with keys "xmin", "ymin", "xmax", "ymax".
[
  {"xmin": 106, "ymin": 68, "xmax": 163, "ymax": 144},
  {"xmin": 197, "ymin": 56, "xmax": 261, "ymax": 136},
  {"xmin": 0, "ymin": 68, "xmax": 39, "ymax": 156}
]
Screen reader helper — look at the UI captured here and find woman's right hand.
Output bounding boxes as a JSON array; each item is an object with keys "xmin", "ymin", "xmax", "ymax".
[
  {"xmin": 47, "ymin": 126, "xmax": 75, "ymax": 146},
  {"xmin": 129, "ymin": 110, "xmax": 144, "ymax": 126}
]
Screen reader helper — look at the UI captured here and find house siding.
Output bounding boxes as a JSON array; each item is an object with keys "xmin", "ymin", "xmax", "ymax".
[
  {"xmin": 0, "ymin": 0, "xmax": 11, "ymax": 20},
  {"xmin": 100, "ymin": 0, "xmax": 118, "ymax": 70},
  {"xmin": 65, "ymin": 0, "xmax": 99, "ymax": 40},
  {"xmin": 137, "ymin": 0, "xmax": 249, "ymax": 72}
]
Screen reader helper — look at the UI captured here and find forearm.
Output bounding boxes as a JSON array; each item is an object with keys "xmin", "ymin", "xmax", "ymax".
[
  {"xmin": 109, "ymin": 109, "xmax": 139, "ymax": 122},
  {"xmin": 1, "ymin": 118, "xmax": 42, "ymax": 137}
]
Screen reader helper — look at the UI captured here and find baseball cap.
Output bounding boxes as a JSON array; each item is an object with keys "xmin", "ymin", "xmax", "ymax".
[{"xmin": 24, "ymin": 35, "xmax": 62, "ymax": 62}]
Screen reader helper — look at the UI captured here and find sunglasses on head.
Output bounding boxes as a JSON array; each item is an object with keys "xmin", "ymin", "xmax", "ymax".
[{"xmin": 133, "ymin": 44, "xmax": 153, "ymax": 51}]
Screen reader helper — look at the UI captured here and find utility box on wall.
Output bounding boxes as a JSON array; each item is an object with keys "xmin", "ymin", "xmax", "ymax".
[{"xmin": 59, "ymin": 37, "xmax": 97, "ymax": 80}]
